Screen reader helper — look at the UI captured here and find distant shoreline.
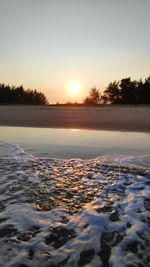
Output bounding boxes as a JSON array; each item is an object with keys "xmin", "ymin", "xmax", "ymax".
[{"xmin": 0, "ymin": 105, "xmax": 150, "ymax": 132}]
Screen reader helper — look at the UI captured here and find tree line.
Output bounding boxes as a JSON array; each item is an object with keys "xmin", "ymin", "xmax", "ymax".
[
  {"xmin": 1, "ymin": 76, "xmax": 150, "ymax": 105},
  {"xmin": 83, "ymin": 76, "xmax": 150, "ymax": 105},
  {"xmin": 0, "ymin": 84, "xmax": 48, "ymax": 105}
]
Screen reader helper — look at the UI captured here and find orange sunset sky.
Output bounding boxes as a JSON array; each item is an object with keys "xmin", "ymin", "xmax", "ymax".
[{"xmin": 0, "ymin": 0, "xmax": 150, "ymax": 103}]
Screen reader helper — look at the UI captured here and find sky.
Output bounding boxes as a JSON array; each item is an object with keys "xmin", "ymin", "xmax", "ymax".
[{"xmin": 0, "ymin": 0, "xmax": 150, "ymax": 103}]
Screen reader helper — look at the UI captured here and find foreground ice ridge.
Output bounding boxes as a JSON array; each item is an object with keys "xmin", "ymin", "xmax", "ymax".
[{"xmin": 0, "ymin": 142, "xmax": 150, "ymax": 267}]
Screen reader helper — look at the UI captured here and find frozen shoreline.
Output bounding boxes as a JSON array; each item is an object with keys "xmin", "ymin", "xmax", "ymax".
[{"xmin": 0, "ymin": 105, "xmax": 150, "ymax": 132}]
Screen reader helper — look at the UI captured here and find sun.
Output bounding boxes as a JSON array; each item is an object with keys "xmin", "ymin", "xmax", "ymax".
[{"xmin": 69, "ymin": 83, "xmax": 80, "ymax": 95}]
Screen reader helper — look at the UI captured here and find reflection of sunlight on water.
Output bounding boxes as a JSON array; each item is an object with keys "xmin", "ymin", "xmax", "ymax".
[
  {"xmin": 0, "ymin": 126, "xmax": 150, "ymax": 159},
  {"xmin": 1, "ymin": 147, "xmax": 150, "ymax": 267},
  {"xmin": 70, "ymin": 128, "xmax": 80, "ymax": 132}
]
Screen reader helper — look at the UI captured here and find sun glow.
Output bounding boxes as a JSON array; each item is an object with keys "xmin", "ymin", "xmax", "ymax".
[{"xmin": 68, "ymin": 83, "xmax": 81, "ymax": 96}]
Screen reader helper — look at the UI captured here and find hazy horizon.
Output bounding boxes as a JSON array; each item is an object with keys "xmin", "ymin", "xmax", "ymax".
[{"xmin": 0, "ymin": 0, "xmax": 150, "ymax": 103}]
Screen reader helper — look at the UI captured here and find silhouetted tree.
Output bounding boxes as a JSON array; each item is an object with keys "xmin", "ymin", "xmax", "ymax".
[
  {"xmin": 83, "ymin": 87, "xmax": 101, "ymax": 105},
  {"xmin": 102, "ymin": 76, "xmax": 150, "ymax": 104},
  {"xmin": 0, "ymin": 83, "xmax": 48, "ymax": 105},
  {"xmin": 102, "ymin": 81, "xmax": 120, "ymax": 104},
  {"xmin": 141, "ymin": 76, "xmax": 150, "ymax": 104},
  {"xmin": 119, "ymin": 78, "xmax": 137, "ymax": 104}
]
